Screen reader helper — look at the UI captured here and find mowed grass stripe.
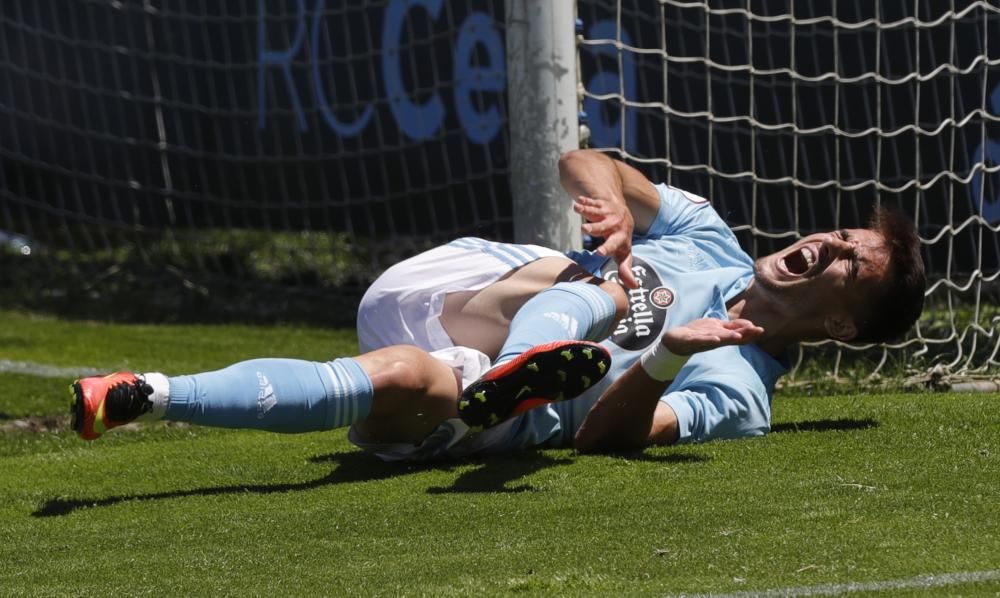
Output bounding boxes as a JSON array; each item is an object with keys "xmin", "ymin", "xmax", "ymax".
[
  {"xmin": 677, "ymin": 569, "xmax": 1000, "ymax": 597},
  {"xmin": 1, "ymin": 311, "xmax": 999, "ymax": 595},
  {"xmin": 0, "ymin": 358, "xmax": 101, "ymax": 379}
]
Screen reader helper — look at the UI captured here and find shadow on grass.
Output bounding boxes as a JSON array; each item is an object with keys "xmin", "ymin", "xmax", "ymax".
[
  {"xmin": 32, "ymin": 446, "xmax": 711, "ymax": 517},
  {"xmin": 771, "ymin": 417, "xmax": 878, "ymax": 434},
  {"xmin": 30, "ymin": 422, "xmax": 873, "ymax": 517},
  {"xmin": 429, "ymin": 453, "xmax": 570, "ymax": 494},
  {"xmin": 34, "ymin": 448, "xmax": 710, "ymax": 517},
  {"xmin": 31, "ymin": 450, "xmax": 425, "ymax": 517},
  {"xmin": 310, "ymin": 450, "xmax": 576, "ymax": 495}
]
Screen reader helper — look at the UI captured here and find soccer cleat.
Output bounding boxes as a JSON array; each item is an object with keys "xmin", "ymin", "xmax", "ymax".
[
  {"xmin": 70, "ymin": 372, "xmax": 154, "ymax": 440},
  {"xmin": 457, "ymin": 341, "xmax": 611, "ymax": 429}
]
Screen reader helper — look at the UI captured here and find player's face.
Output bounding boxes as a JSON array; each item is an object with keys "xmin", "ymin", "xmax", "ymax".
[{"xmin": 753, "ymin": 228, "xmax": 890, "ymax": 308}]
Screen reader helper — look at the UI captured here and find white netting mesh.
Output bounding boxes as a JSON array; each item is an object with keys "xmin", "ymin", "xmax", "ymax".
[
  {"xmin": 0, "ymin": 0, "xmax": 510, "ymax": 324},
  {"xmin": 577, "ymin": 0, "xmax": 1000, "ymax": 381},
  {"xmin": 3, "ymin": 0, "xmax": 1000, "ymax": 382}
]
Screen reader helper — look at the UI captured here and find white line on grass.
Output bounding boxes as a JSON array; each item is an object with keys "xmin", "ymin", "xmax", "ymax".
[
  {"xmin": 0, "ymin": 359, "xmax": 100, "ymax": 379},
  {"xmin": 675, "ymin": 569, "xmax": 1000, "ymax": 597}
]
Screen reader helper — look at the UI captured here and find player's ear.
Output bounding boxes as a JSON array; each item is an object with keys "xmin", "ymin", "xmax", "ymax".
[{"xmin": 824, "ymin": 314, "xmax": 857, "ymax": 341}]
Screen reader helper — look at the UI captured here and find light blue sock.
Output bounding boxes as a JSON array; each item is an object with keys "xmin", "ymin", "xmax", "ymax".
[
  {"xmin": 164, "ymin": 357, "xmax": 373, "ymax": 433},
  {"xmin": 496, "ymin": 282, "xmax": 618, "ymax": 363}
]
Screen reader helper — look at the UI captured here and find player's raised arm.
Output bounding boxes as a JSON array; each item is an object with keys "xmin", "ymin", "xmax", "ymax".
[
  {"xmin": 558, "ymin": 150, "xmax": 662, "ymax": 288},
  {"xmin": 574, "ymin": 317, "xmax": 764, "ymax": 453},
  {"xmin": 558, "ymin": 150, "xmax": 661, "ymax": 233}
]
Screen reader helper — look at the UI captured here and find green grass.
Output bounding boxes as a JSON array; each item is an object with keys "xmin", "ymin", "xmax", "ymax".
[{"xmin": 1, "ymin": 310, "xmax": 999, "ymax": 596}]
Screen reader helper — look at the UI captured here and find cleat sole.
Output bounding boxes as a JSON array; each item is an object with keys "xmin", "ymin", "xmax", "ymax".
[
  {"xmin": 457, "ymin": 341, "xmax": 611, "ymax": 429},
  {"xmin": 69, "ymin": 382, "xmax": 84, "ymax": 434},
  {"xmin": 69, "ymin": 381, "xmax": 102, "ymax": 441}
]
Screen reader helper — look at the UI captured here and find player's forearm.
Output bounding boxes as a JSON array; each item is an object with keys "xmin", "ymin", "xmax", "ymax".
[
  {"xmin": 559, "ymin": 149, "xmax": 625, "ymax": 205},
  {"xmin": 574, "ymin": 362, "xmax": 668, "ymax": 453},
  {"xmin": 559, "ymin": 150, "xmax": 659, "ymax": 233}
]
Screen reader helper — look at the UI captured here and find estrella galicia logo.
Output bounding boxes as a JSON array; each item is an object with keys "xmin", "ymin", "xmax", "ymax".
[
  {"xmin": 649, "ymin": 286, "xmax": 674, "ymax": 309},
  {"xmin": 601, "ymin": 257, "xmax": 673, "ymax": 351}
]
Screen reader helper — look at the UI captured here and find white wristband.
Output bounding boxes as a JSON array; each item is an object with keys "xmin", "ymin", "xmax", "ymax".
[{"xmin": 640, "ymin": 339, "xmax": 689, "ymax": 382}]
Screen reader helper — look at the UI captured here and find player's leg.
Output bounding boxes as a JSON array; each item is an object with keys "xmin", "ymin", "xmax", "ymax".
[
  {"xmin": 442, "ymin": 257, "xmax": 625, "ymax": 428},
  {"xmin": 70, "ymin": 345, "xmax": 459, "ymax": 443},
  {"xmin": 356, "ymin": 240, "xmax": 628, "ymax": 431}
]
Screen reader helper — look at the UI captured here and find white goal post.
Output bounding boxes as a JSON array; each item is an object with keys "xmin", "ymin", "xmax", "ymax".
[{"xmin": 506, "ymin": 0, "xmax": 581, "ymax": 251}]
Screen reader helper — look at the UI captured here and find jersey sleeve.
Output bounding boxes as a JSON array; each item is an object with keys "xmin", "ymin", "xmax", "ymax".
[
  {"xmin": 641, "ymin": 183, "xmax": 724, "ymax": 240},
  {"xmin": 659, "ymin": 345, "xmax": 780, "ymax": 443}
]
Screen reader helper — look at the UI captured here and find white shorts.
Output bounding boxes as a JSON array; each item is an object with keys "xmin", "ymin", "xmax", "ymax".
[
  {"xmin": 350, "ymin": 238, "xmax": 567, "ymax": 461},
  {"xmin": 356, "ymin": 237, "xmax": 565, "ymax": 353}
]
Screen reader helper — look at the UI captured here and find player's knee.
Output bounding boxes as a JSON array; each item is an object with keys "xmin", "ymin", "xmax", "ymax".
[
  {"xmin": 364, "ymin": 345, "xmax": 459, "ymax": 423},
  {"xmin": 374, "ymin": 345, "xmax": 434, "ymax": 396}
]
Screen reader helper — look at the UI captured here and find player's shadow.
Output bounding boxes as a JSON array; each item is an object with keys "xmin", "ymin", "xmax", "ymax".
[
  {"xmin": 312, "ymin": 449, "xmax": 576, "ymax": 495},
  {"xmin": 31, "ymin": 422, "xmax": 872, "ymax": 517},
  {"xmin": 32, "ymin": 448, "xmax": 605, "ymax": 517},
  {"xmin": 771, "ymin": 417, "xmax": 878, "ymax": 434},
  {"xmin": 32, "ymin": 445, "xmax": 711, "ymax": 517},
  {"xmin": 418, "ymin": 451, "xmax": 573, "ymax": 494}
]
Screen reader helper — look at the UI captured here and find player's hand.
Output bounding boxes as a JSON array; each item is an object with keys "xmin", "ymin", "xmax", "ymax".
[
  {"xmin": 661, "ymin": 318, "xmax": 764, "ymax": 356},
  {"xmin": 574, "ymin": 194, "xmax": 638, "ymax": 289}
]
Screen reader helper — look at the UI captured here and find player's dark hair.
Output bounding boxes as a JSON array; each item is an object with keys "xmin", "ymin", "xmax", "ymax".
[{"xmin": 852, "ymin": 207, "xmax": 926, "ymax": 343}]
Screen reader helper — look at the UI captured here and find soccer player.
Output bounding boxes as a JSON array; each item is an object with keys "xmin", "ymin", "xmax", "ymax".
[{"xmin": 70, "ymin": 150, "xmax": 926, "ymax": 458}]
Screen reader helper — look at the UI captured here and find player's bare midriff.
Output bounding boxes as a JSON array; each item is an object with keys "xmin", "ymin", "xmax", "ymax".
[{"xmin": 439, "ymin": 256, "xmax": 625, "ymax": 359}]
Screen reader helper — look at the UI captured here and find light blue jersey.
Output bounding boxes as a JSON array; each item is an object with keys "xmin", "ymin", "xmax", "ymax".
[{"xmin": 501, "ymin": 183, "xmax": 788, "ymax": 449}]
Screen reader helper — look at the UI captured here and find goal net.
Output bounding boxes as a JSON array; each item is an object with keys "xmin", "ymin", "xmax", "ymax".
[
  {"xmin": 577, "ymin": 0, "xmax": 1000, "ymax": 383},
  {"xmin": 2, "ymin": 0, "xmax": 998, "ymax": 383},
  {"xmin": 0, "ymin": 0, "xmax": 511, "ymax": 324}
]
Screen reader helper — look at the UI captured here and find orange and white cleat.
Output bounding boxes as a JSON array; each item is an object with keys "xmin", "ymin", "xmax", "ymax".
[
  {"xmin": 457, "ymin": 341, "xmax": 611, "ymax": 429},
  {"xmin": 69, "ymin": 372, "xmax": 154, "ymax": 440}
]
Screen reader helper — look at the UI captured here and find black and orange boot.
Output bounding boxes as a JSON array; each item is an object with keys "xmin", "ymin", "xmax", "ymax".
[
  {"xmin": 70, "ymin": 373, "xmax": 154, "ymax": 440},
  {"xmin": 457, "ymin": 341, "xmax": 611, "ymax": 429}
]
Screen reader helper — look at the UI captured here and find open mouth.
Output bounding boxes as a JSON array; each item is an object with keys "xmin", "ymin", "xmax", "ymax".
[{"xmin": 782, "ymin": 246, "xmax": 816, "ymax": 276}]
